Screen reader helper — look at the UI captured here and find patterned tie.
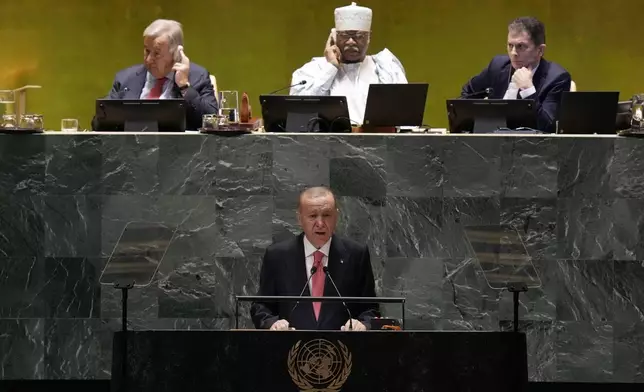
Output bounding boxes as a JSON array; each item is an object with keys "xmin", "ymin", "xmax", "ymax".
[
  {"xmin": 311, "ymin": 251, "xmax": 325, "ymax": 320},
  {"xmin": 147, "ymin": 77, "xmax": 166, "ymax": 99}
]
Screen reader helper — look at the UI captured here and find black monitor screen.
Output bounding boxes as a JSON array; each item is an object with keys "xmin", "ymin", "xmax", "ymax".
[
  {"xmin": 447, "ymin": 99, "xmax": 537, "ymax": 133},
  {"xmin": 93, "ymin": 99, "xmax": 186, "ymax": 132},
  {"xmin": 260, "ymin": 95, "xmax": 352, "ymax": 133}
]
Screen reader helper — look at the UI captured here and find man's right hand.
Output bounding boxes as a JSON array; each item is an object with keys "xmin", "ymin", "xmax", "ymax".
[
  {"xmin": 270, "ymin": 319, "xmax": 291, "ymax": 331},
  {"xmin": 324, "ymin": 29, "xmax": 341, "ymax": 68}
]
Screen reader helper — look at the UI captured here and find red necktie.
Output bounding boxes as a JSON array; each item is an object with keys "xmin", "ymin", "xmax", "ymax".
[
  {"xmin": 311, "ymin": 251, "xmax": 325, "ymax": 320},
  {"xmin": 147, "ymin": 77, "xmax": 166, "ymax": 99}
]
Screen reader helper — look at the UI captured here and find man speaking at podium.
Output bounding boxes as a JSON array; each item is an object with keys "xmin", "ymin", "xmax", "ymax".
[
  {"xmin": 289, "ymin": 2, "xmax": 408, "ymax": 125},
  {"xmin": 251, "ymin": 187, "xmax": 379, "ymax": 331},
  {"xmin": 460, "ymin": 16, "xmax": 571, "ymax": 132}
]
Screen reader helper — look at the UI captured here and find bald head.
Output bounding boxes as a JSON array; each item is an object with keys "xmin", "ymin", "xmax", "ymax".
[{"xmin": 297, "ymin": 187, "xmax": 338, "ymax": 248}]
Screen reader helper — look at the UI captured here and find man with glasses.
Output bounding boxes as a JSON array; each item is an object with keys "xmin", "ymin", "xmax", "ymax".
[
  {"xmin": 290, "ymin": 2, "xmax": 408, "ymax": 125},
  {"xmin": 461, "ymin": 16, "xmax": 571, "ymax": 132},
  {"xmin": 94, "ymin": 19, "xmax": 218, "ymax": 131}
]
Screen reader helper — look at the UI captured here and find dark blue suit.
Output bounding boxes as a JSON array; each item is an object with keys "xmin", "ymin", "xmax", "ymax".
[
  {"xmin": 250, "ymin": 233, "xmax": 379, "ymax": 330},
  {"xmin": 99, "ymin": 63, "xmax": 218, "ymax": 130},
  {"xmin": 461, "ymin": 55, "xmax": 571, "ymax": 132}
]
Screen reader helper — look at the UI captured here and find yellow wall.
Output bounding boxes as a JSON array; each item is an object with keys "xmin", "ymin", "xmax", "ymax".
[{"xmin": 1, "ymin": 0, "xmax": 642, "ymax": 129}]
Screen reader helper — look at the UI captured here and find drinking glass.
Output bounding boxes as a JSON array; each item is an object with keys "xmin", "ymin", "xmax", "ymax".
[
  {"xmin": 0, "ymin": 90, "xmax": 15, "ymax": 104},
  {"xmin": 20, "ymin": 114, "xmax": 44, "ymax": 130},
  {"xmin": 61, "ymin": 118, "xmax": 79, "ymax": 132},
  {"xmin": 631, "ymin": 94, "xmax": 644, "ymax": 132},
  {"xmin": 2, "ymin": 114, "xmax": 17, "ymax": 128},
  {"xmin": 218, "ymin": 90, "xmax": 239, "ymax": 123},
  {"xmin": 0, "ymin": 90, "xmax": 15, "ymax": 117}
]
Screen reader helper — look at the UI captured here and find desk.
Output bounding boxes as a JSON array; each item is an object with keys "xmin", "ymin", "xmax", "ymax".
[
  {"xmin": 111, "ymin": 330, "xmax": 528, "ymax": 391},
  {"xmin": 0, "ymin": 133, "xmax": 641, "ymax": 383}
]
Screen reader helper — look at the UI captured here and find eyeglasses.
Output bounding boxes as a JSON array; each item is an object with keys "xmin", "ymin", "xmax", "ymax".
[{"xmin": 336, "ymin": 31, "xmax": 369, "ymax": 41}]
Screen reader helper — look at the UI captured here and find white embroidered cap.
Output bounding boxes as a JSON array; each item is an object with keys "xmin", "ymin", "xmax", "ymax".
[{"xmin": 334, "ymin": 2, "xmax": 372, "ymax": 31}]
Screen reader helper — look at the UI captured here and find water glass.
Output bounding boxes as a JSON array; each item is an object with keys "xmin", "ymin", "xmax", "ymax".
[
  {"xmin": 0, "ymin": 90, "xmax": 15, "ymax": 104},
  {"xmin": 2, "ymin": 114, "xmax": 17, "ymax": 128},
  {"xmin": 20, "ymin": 114, "xmax": 44, "ymax": 130},
  {"xmin": 218, "ymin": 90, "xmax": 239, "ymax": 123},
  {"xmin": 61, "ymin": 118, "xmax": 79, "ymax": 132},
  {"xmin": 631, "ymin": 94, "xmax": 644, "ymax": 132}
]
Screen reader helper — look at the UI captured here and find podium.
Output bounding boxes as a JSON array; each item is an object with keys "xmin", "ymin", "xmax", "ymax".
[{"xmin": 111, "ymin": 330, "xmax": 528, "ymax": 392}]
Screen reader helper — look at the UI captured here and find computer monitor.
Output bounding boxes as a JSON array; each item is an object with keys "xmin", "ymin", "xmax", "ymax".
[
  {"xmin": 446, "ymin": 99, "xmax": 537, "ymax": 133},
  {"xmin": 363, "ymin": 83, "xmax": 429, "ymax": 127},
  {"xmin": 93, "ymin": 99, "xmax": 187, "ymax": 132},
  {"xmin": 259, "ymin": 95, "xmax": 351, "ymax": 133},
  {"xmin": 557, "ymin": 91, "xmax": 619, "ymax": 134}
]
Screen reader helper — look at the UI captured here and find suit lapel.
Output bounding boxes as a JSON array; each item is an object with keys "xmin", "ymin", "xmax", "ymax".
[
  {"xmin": 292, "ymin": 233, "xmax": 316, "ymax": 326},
  {"xmin": 124, "ymin": 66, "xmax": 148, "ymax": 99},
  {"xmin": 293, "ymin": 233, "xmax": 310, "ymax": 296},
  {"xmin": 531, "ymin": 59, "xmax": 550, "ymax": 95},
  {"xmin": 496, "ymin": 62, "xmax": 514, "ymax": 98}
]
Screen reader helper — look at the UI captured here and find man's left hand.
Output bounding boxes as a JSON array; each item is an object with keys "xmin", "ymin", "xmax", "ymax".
[
  {"xmin": 512, "ymin": 67, "xmax": 534, "ymax": 90},
  {"xmin": 173, "ymin": 45, "xmax": 190, "ymax": 88},
  {"xmin": 341, "ymin": 319, "xmax": 366, "ymax": 331}
]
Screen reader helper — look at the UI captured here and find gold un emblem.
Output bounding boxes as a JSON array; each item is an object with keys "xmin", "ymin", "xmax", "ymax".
[{"xmin": 287, "ymin": 339, "xmax": 352, "ymax": 392}]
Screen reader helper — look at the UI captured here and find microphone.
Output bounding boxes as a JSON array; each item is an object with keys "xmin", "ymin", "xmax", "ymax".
[
  {"xmin": 461, "ymin": 87, "xmax": 494, "ymax": 99},
  {"xmin": 117, "ymin": 87, "xmax": 130, "ymax": 99},
  {"xmin": 288, "ymin": 266, "xmax": 318, "ymax": 322},
  {"xmin": 267, "ymin": 80, "xmax": 306, "ymax": 95},
  {"xmin": 322, "ymin": 266, "xmax": 353, "ymax": 330}
]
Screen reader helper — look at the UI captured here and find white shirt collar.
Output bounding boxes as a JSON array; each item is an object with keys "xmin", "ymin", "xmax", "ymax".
[
  {"xmin": 146, "ymin": 70, "xmax": 174, "ymax": 82},
  {"xmin": 303, "ymin": 235, "xmax": 332, "ymax": 258},
  {"xmin": 531, "ymin": 62, "xmax": 540, "ymax": 74}
]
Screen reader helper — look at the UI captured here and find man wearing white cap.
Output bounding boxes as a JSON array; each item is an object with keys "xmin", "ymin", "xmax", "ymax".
[{"xmin": 290, "ymin": 2, "xmax": 408, "ymax": 125}]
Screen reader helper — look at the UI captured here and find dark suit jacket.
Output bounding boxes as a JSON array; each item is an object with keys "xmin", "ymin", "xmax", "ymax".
[
  {"xmin": 461, "ymin": 55, "xmax": 571, "ymax": 133},
  {"xmin": 250, "ymin": 233, "xmax": 379, "ymax": 330},
  {"xmin": 93, "ymin": 62, "xmax": 218, "ymax": 131}
]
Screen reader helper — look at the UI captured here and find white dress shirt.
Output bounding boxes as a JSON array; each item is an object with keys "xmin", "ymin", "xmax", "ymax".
[
  {"xmin": 303, "ymin": 235, "xmax": 331, "ymax": 293},
  {"xmin": 139, "ymin": 71, "xmax": 175, "ymax": 99},
  {"xmin": 290, "ymin": 48, "xmax": 408, "ymax": 125},
  {"xmin": 503, "ymin": 63, "xmax": 539, "ymax": 100}
]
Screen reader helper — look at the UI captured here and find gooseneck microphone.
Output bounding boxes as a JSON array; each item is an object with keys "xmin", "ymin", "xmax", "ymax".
[
  {"xmin": 322, "ymin": 266, "xmax": 353, "ymax": 330},
  {"xmin": 117, "ymin": 87, "xmax": 130, "ymax": 99},
  {"xmin": 461, "ymin": 87, "xmax": 494, "ymax": 99},
  {"xmin": 288, "ymin": 266, "xmax": 318, "ymax": 322},
  {"xmin": 267, "ymin": 80, "xmax": 307, "ymax": 95}
]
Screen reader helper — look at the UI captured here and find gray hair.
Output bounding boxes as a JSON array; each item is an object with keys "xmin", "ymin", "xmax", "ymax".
[
  {"xmin": 143, "ymin": 19, "xmax": 184, "ymax": 50},
  {"xmin": 297, "ymin": 186, "xmax": 336, "ymax": 210}
]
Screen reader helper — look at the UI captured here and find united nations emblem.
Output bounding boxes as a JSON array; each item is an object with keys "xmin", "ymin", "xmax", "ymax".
[{"xmin": 287, "ymin": 339, "xmax": 352, "ymax": 392}]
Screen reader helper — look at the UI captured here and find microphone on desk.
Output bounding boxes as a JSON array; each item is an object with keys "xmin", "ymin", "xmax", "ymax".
[
  {"xmin": 117, "ymin": 87, "xmax": 130, "ymax": 99},
  {"xmin": 267, "ymin": 80, "xmax": 306, "ymax": 95},
  {"xmin": 322, "ymin": 266, "xmax": 353, "ymax": 331},
  {"xmin": 288, "ymin": 266, "xmax": 318, "ymax": 322},
  {"xmin": 461, "ymin": 87, "xmax": 494, "ymax": 99}
]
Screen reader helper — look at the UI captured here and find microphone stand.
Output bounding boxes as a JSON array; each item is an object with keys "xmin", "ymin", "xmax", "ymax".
[
  {"xmin": 461, "ymin": 87, "xmax": 494, "ymax": 99},
  {"xmin": 507, "ymin": 282, "xmax": 527, "ymax": 333},
  {"xmin": 237, "ymin": 267, "xmax": 317, "ymax": 329},
  {"xmin": 323, "ymin": 266, "xmax": 353, "ymax": 331},
  {"xmin": 267, "ymin": 80, "xmax": 307, "ymax": 95},
  {"xmin": 289, "ymin": 266, "xmax": 317, "ymax": 321},
  {"xmin": 114, "ymin": 280, "xmax": 134, "ymax": 392}
]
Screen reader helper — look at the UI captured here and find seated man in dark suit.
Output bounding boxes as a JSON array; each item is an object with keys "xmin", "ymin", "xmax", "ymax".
[
  {"xmin": 461, "ymin": 16, "xmax": 571, "ymax": 132},
  {"xmin": 94, "ymin": 19, "xmax": 218, "ymax": 130},
  {"xmin": 251, "ymin": 186, "xmax": 379, "ymax": 331}
]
